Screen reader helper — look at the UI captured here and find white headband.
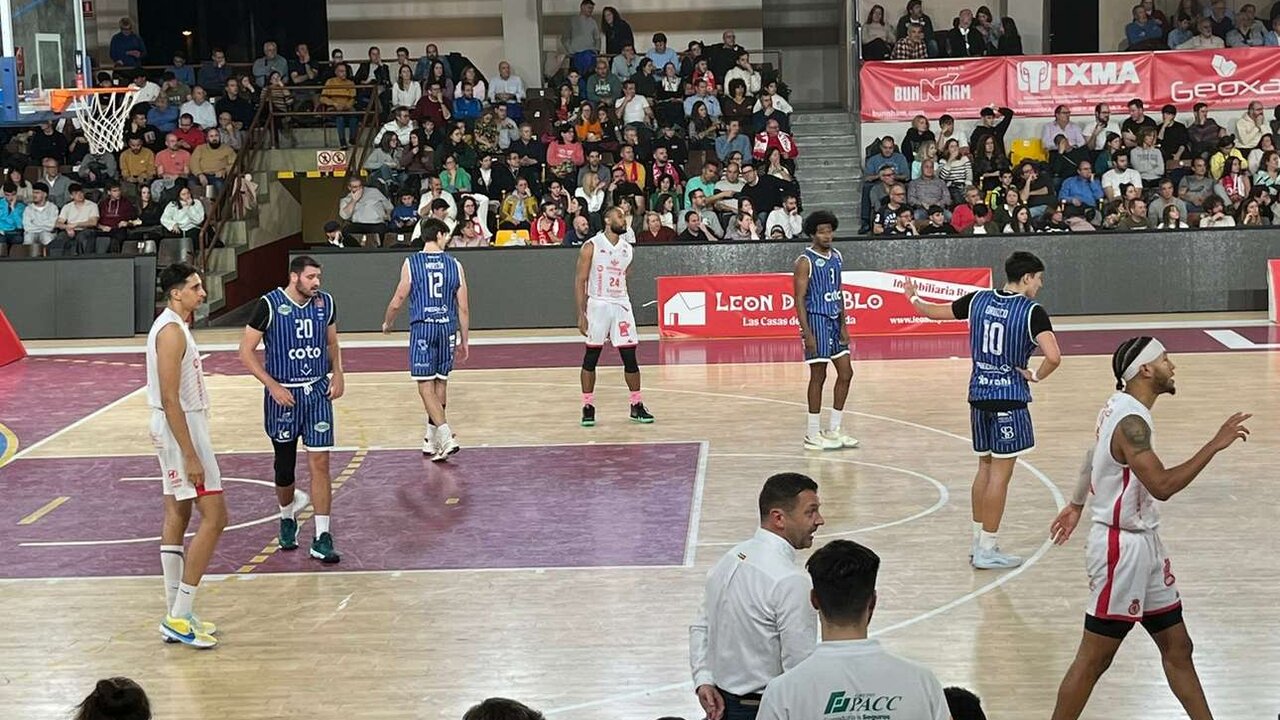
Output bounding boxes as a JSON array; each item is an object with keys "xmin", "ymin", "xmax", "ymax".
[{"xmin": 1122, "ymin": 339, "xmax": 1166, "ymax": 383}]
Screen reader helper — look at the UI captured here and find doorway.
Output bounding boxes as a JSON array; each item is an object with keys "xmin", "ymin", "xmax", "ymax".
[{"xmin": 1050, "ymin": 0, "xmax": 1099, "ymax": 54}]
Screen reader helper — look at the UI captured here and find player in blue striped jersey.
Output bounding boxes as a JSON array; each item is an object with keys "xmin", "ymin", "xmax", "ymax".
[
  {"xmin": 904, "ymin": 251, "xmax": 1062, "ymax": 569},
  {"xmin": 792, "ymin": 210, "xmax": 859, "ymax": 452},
  {"xmin": 382, "ymin": 217, "xmax": 470, "ymax": 462},
  {"xmin": 238, "ymin": 255, "xmax": 345, "ymax": 563}
]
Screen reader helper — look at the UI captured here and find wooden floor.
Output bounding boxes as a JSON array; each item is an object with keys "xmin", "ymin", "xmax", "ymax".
[{"xmin": 1, "ymin": 333, "xmax": 1278, "ymax": 719}]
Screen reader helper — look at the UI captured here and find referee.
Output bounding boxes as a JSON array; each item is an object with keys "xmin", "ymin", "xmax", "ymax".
[{"xmin": 689, "ymin": 473, "xmax": 824, "ymax": 720}]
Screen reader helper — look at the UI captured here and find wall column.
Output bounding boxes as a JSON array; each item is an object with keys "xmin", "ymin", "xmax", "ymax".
[{"xmin": 502, "ymin": 0, "xmax": 544, "ymax": 89}]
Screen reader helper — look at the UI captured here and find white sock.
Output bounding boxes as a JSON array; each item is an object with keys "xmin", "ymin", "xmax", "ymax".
[
  {"xmin": 979, "ymin": 530, "xmax": 998, "ymax": 552},
  {"xmin": 315, "ymin": 515, "xmax": 330, "ymax": 538},
  {"xmin": 280, "ymin": 496, "xmax": 296, "ymax": 520},
  {"xmin": 160, "ymin": 545, "xmax": 184, "ymax": 612},
  {"xmin": 828, "ymin": 409, "xmax": 843, "ymax": 432},
  {"xmin": 807, "ymin": 413, "xmax": 820, "ymax": 438},
  {"xmin": 437, "ymin": 423, "xmax": 452, "ymax": 443},
  {"xmin": 972, "ymin": 521, "xmax": 983, "ymax": 546},
  {"xmin": 171, "ymin": 581, "xmax": 197, "ymax": 618},
  {"xmin": 425, "ymin": 419, "xmax": 435, "ymax": 441}
]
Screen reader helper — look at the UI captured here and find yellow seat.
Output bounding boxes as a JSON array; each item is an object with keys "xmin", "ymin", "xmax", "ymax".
[
  {"xmin": 1009, "ymin": 138, "xmax": 1047, "ymax": 166},
  {"xmin": 494, "ymin": 229, "xmax": 530, "ymax": 247}
]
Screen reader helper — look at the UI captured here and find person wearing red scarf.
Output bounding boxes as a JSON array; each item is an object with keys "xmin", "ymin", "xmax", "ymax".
[{"xmin": 752, "ymin": 118, "xmax": 799, "ymax": 162}]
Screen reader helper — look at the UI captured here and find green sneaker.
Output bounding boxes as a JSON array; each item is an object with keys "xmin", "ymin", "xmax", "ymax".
[
  {"xmin": 310, "ymin": 532, "xmax": 341, "ymax": 564},
  {"xmin": 279, "ymin": 518, "xmax": 299, "ymax": 550}
]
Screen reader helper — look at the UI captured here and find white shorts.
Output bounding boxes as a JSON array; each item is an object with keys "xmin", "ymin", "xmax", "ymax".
[
  {"xmin": 1086, "ymin": 523, "xmax": 1181, "ymax": 622},
  {"xmin": 585, "ymin": 298, "xmax": 638, "ymax": 348},
  {"xmin": 150, "ymin": 409, "xmax": 223, "ymax": 501}
]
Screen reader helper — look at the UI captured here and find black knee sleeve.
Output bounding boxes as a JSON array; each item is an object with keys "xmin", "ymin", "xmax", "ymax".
[
  {"xmin": 1085, "ymin": 614, "xmax": 1135, "ymax": 640},
  {"xmin": 272, "ymin": 439, "xmax": 298, "ymax": 487},
  {"xmin": 1141, "ymin": 605, "xmax": 1184, "ymax": 636},
  {"xmin": 582, "ymin": 346, "xmax": 603, "ymax": 372},
  {"xmin": 619, "ymin": 346, "xmax": 639, "ymax": 373}
]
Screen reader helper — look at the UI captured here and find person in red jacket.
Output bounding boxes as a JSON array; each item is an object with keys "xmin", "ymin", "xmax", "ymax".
[
  {"xmin": 531, "ymin": 201, "xmax": 567, "ymax": 245},
  {"xmin": 752, "ymin": 118, "xmax": 799, "ymax": 162},
  {"xmin": 172, "ymin": 114, "xmax": 206, "ymax": 151},
  {"xmin": 96, "ymin": 181, "xmax": 138, "ymax": 253}
]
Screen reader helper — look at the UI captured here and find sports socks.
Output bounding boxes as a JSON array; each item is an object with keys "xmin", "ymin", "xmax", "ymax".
[
  {"xmin": 280, "ymin": 492, "xmax": 296, "ymax": 520},
  {"xmin": 828, "ymin": 409, "xmax": 843, "ymax": 432},
  {"xmin": 807, "ymin": 413, "xmax": 821, "ymax": 438},
  {"xmin": 160, "ymin": 545, "xmax": 184, "ymax": 611},
  {"xmin": 582, "ymin": 392, "xmax": 595, "ymax": 406},
  {"xmin": 315, "ymin": 515, "xmax": 330, "ymax": 538},
  {"xmin": 437, "ymin": 423, "xmax": 453, "ymax": 442},
  {"xmin": 629, "ymin": 390, "xmax": 643, "ymax": 405},
  {"xmin": 978, "ymin": 530, "xmax": 999, "ymax": 552},
  {"xmin": 172, "ymin": 581, "xmax": 198, "ymax": 619},
  {"xmin": 972, "ymin": 521, "xmax": 983, "ymax": 546}
]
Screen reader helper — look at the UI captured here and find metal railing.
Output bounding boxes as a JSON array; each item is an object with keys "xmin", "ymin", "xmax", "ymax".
[{"xmin": 540, "ymin": 48, "xmax": 784, "ymax": 85}]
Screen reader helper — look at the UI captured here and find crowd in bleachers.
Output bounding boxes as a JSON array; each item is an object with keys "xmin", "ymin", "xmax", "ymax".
[
  {"xmin": 861, "ymin": 1, "xmax": 1024, "ymax": 59},
  {"xmin": 861, "ymin": 95, "xmax": 1280, "ymax": 234}
]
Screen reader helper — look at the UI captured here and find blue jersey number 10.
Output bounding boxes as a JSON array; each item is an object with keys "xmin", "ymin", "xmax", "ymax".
[{"xmin": 981, "ymin": 319, "xmax": 1005, "ymax": 356}]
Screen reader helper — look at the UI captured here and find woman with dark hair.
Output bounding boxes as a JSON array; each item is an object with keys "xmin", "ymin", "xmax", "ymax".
[
  {"xmin": 1095, "ymin": 132, "xmax": 1124, "ymax": 173},
  {"xmin": 861, "ymin": 4, "xmax": 895, "ymax": 60},
  {"xmin": 629, "ymin": 57, "xmax": 657, "ymax": 97},
  {"xmin": 974, "ymin": 6, "xmax": 1000, "ymax": 51},
  {"xmin": 75, "ymin": 677, "xmax": 150, "ymax": 720},
  {"xmin": 555, "ymin": 83, "xmax": 578, "ymax": 123},
  {"xmin": 364, "ymin": 133, "xmax": 404, "ymax": 192},
  {"xmin": 429, "ymin": 60, "xmax": 455, "ymax": 102},
  {"xmin": 655, "ymin": 62, "xmax": 685, "ymax": 127},
  {"xmin": 1002, "ymin": 204, "xmax": 1036, "ymax": 234},
  {"xmin": 972, "ymin": 134, "xmax": 1010, "ymax": 192},
  {"xmin": 687, "ymin": 101, "xmax": 720, "ymax": 151},
  {"xmin": 601, "ymin": 6, "xmax": 635, "ymax": 55},
  {"xmin": 680, "ymin": 41, "xmax": 704, "ymax": 81},
  {"xmin": 722, "ymin": 79, "xmax": 754, "ymax": 127},
  {"xmin": 991, "ymin": 17, "xmax": 1023, "ymax": 55}
]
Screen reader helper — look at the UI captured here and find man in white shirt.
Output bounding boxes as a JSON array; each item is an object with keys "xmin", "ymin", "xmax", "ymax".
[
  {"xmin": 690, "ymin": 473, "xmax": 824, "ymax": 720},
  {"xmin": 130, "ymin": 72, "xmax": 162, "ymax": 103},
  {"xmin": 615, "ymin": 80, "xmax": 652, "ymax": 127},
  {"xmin": 1085, "ymin": 104, "xmax": 1121, "ymax": 151},
  {"xmin": 488, "ymin": 60, "xmax": 526, "ymax": 121},
  {"xmin": 1234, "ymin": 101, "xmax": 1266, "ymax": 150},
  {"xmin": 375, "ymin": 107, "xmax": 416, "ymax": 146},
  {"xmin": 765, "ymin": 195, "xmax": 804, "ymax": 239},
  {"xmin": 51, "ymin": 182, "xmax": 100, "ymax": 255},
  {"xmin": 757, "ymin": 540, "xmax": 950, "ymax": 720},
  {"xmin": 1101, "ymin": 152, "xmax": 1143, "ymax": 200},
  {"xmin": 180, "ymin": 85, "xmax": 217, "ymax": 129}
]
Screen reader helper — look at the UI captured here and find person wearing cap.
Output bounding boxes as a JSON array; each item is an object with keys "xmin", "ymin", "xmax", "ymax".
[
  {"xmin": 920, "ymin": 205, "xmax": 956, "ymax": 234},
  {"xmin": 969, "ymin": 105, "xmax": 1014, "ymax": 159},
  {"xmin": 1048, "ymin": 337, "xmax": 1249, "ymax": 720}
]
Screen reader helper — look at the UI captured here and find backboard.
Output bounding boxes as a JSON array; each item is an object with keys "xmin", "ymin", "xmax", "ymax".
[{"xmin": 0, "ymin": 0, "xmax": 93, "ymax": 125}]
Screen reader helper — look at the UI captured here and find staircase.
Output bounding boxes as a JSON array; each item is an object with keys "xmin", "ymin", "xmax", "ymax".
[{"xmin": 792, "ymin": 111, "xmax": 861, "ymax": 231}]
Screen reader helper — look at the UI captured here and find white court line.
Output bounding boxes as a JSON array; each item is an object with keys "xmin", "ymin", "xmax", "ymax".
[
  {"xmin": 682, "ymin": 441, "xmax": 710, "ymax": 567},
  {"xmin": 695, "ymin": 455, "xmax": 950, "ymax": 547},
  {"xmin": 1204, "ymin": 328, "xmax": 1278, "ymax": 350},
  {"xmin": 7, "ymin": 386, "xmax": 146, "ymax": 463}
]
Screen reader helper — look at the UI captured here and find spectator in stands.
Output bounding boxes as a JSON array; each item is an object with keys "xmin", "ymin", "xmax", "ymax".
[
  {"xmin": 1155, "ymin": 204, "xmax": 1191, "ymax": 229},
  {"xmin": 252, "ymin": 42, "xmax": 289, "ymax": 87},
  {"xmin": 417, "ymin": 176, "xmax": 458, "ymax": 219},
  {"xmin": 1121, "ymin": 99, "xmax": 1157, "ymax": 148},
  {"xmin": 1003, "ymin": 204, "xmax": 1035, "ymax": 233},
  {"xmin": 391, "ymin": 65, "xmax": 422, "ymax": 111},
  {"xmin": 585, "ymin": 57, "xmax": 622, "ymax": 106},
  {"xmin": 289, "ymin": 42, "xmax": 319, "ymax": 96},
  {"xmin": 966, "ymin": 203, "xmax": 998, "ymax": 234},
  {"xmin": 1177, "ymin": 16, "xmax": 1225, "ymax": 48},
  {"xmin": 546, "ymin": 124, "xmax": 585, "ymax": 188},
  {"xmin": 1247, "ymin": 134, "xmax": 1275, "ymax": 174},
  {"xmin": 425, "ymin": 61, "xmax": 455, "ymax": 103},
  {"xmin": 21, "ymin": 183, "xmax": 56, "ymax": 255},
  {"xmin": 918, "ymin": 205, "xmax": 955, "ymax": 234},
  {"xmin": 338, "ymin": 177, "xmax": 392, "ymax": 246},
  {"xmin": 1238, "ymin": 194, "xmax": 1266, "ymax": 225},
  {"xmin": 908, "ymin": 158, "xmax": 949, "ymax": 216},
  {"xmin": 1115, "ymin": 197, "xmax": 1150, "ymax": 230},
  {"xmin": 37, "ymin": 158, "xmax": 71, "ymax": 207},
  {"xmin": 1016, "ymin": 161, "xmax": 1053, "ymax": 217},
  {"xmin": 172, "ymin": 113, "xmax": 205, "ymax": 152},
  {"xmin": 949, "ymin": 186, "xmax": 982, "ymax": 231},
  {"xmin": 945, "ymin": 687, "xmax": 988, "ymax": 720},
  {"xmin": 900, "ymin": 115, "xmax": 934, "ymax": 163},
  {"xmin": 1101, "ymin": 151, "xmax": 1142, "ymax": 200},
  {"xmin": 49, "ymin": 183, "xmax": 98, "ymax": 255},
  {"xmin": 1236, "ymin": 102, "xmax": 1267, "ymax": 150},
  {"xmin": 190, "ymin": 128, "xmax": 234, "ymax": 197},
  {"xmin": 721, "ymin": 210, "xmax": 760, "ymax": 240},
  {"xmin": 890, "ymin": 21, "xmax": 929, "ymax": 59},
  {"xmin": 880, "ymin": 205, "xmax": 916, "ymax": 235},
  {"xmin": 707, "ymin": 30, "xmax": 745, "ymax": 81},
  {"xmin": 1179, "ymin": 156, "xmax": 1215, "ymax": 211},
  {"xmin": 651, "ymin": 146, "xmax": 683, "ymax": 188},
  {"xmin": 753, "ymin": 118, "xmax": 798, "ymax": 166},
  {"xmin": 181, "ymin": 86, "xmax": 217, "ymax": 130},
  {"xmin": 413, "ymin": 81, "xmax": 452, "ymax": 129},
  {"xmin": 1042, "ymin": 106, "xmax": 1085, "ymax": 150},
  {"xmin": 146, "ymin": 93, "xmax": 178, "ymax": 134},
  {"xmin": 215, "ymin": 79, "xmax": 255, "ymax": 130},
  {"xmin": 1188, "ymin": 102, "xmax": 1226, "ymax": 158},
  {"xmin": 970, "ymin": 134, "xmax": 1009, "ymax": 192},
  {"xmin": 646, "ymin": 33, "xmax": 679, "ymax": 72},
  {"xmin": 600, "ymin": 6, "xmax": 634, "ymax": 55},
  {"xmin": 412, "ymin": 44, "xmax": 440, "ymax": 82},
  {"xmin": 151, "ymin": 133, "xmax": 191, "ymax": 199},
  {"xmin": 499, "ymin": 177, "xmax": 538, "ymax": 230},
  {"xmin": 740, "ymin": 163, "xmax": 784, "ymax": 219},
  {"xmin": 970, "ymin": 105, "xmax": 1014, "ymax": 158},
  {"xmin": 681, "ymin": 79, "xmax": 721, "ymax": 121},
  {"xmin": 198, "ymin": 49, "xmax": 232, "ymax": 95},
  {"xmin": 530, "ymin": 201, "xmax": 566, "ymax": 245},
  {"xmin": 164, "ymin": 52, "xmax": 195, "ymax": 88},
  {"xmin": 607, "ymin": 44, "xmax": 639, "ymax": 82},
  {"xmin": 973, "ymin": 6, "xmax": 998, "ymax": 49},
  {"xmin": 765, "ymin": 194, "xmax": 803, "ymax": 238},
  {"xmin": 615, "ymin": 80, "xmax": 653, "ymax": 130},
  {"xmin": 489, "ymin": 61, "xmax": 525, "ymax": 117},
  {"xmin": 110, "ymin": 18, "xmax": 146, "ymax": 68},
  {"xmin": 938, "ymin": 139, "xmax": 972, "ymax": 193},
  {"xmin": 1167, "ymin": 12, "xmax": 1196, "ymax": 47},
  {"xmin": 1266, "ymin": 14, "xmax": 1280, "ymax": 45},
  {"xmin": 1199, "ymin": 195, "xmax": 1235, "ymax": 226},
  {"xmin": 0, "ymin": 182, "xmax": 23, "ymax": 255},
  {"xmin": 1158, "ymin": 104, "xmax": 1191, "ymax": 173},
  {"xmin": 725, "ymin": 51, "xmax": 762, "ymax": 99},
  {"xmin": 355, "ymin": 47, "xmax": 392, "ymax": 112},
  {"xmin": 29, "ymin": 122, "xmax": 68, "ymax": 167},
  {"xmin": 1060, "ymin": 159, "xmax": 1104, "ymax": 215},
  {"xmin": 872, "ymin": 184, "xmax": 909, "ymax": 234},
  {"xmin": 1085, "ymin": 104, "xmax": 1120, "ymax": 151},
  {"xmin": 678, "ymin": 189, "xmax": 724, "ymax": 236},
  {"xmin": 1126, "ymin": 4, "xmax": 1166, "ymax": 49},
  {"xmin": 1147, "ymin": 177, "xmax": 1188, "ymax": 220},
  {"xmin": 949, "ymin": 9, "xmax": 988, "ymax": 57},
  {"xmin": 1227, "ymin": 5, "xmax": 1267, "ymax": 45},
  {"xmin": 155, "ymin": 183, "xmax": 203, "ymax": 243},
  {"xmin": 711, "ymin": 119, "xmax": 750, "ymax": 165},
  {"xmin": 896, "ymin": 1, "xmax": 937, "ymax": 55},
  {"xmin": 387, "ymin": 191, "xmax": 419, "ymax": 244},
  {"xmin": 319, "ymin": 63, "xmax": 358, "ymax": 148},
  {"xmin": 989, "ymin": 16, "xmax": 1023, "ymax": 55},
  {"xmin": 94, "ymin": 181, "xmax": 136, "ymax": 254},
  {"xmin": 6, "ymin": 169, "xmax": 33, "ymax": 205},
  {"xmin": 120, "ymin": 135, "xmax": 157, "ymax": 199},
  {"xmin": 565, "ymin": 0, "xmax": 602, "ymax": 75},
  {"xmin": 1255, "ymin": 149, "xmax": 1280, "ymax": 196},
  {"xmin": 1130, "ymin": 130, "xmax": 1165, "ymax": 188},
  {"xmin": 453, "ymin": 83, "xmax": 484, "ymax": 126},
  {"xmin": 676, "ymin": 209, "xmax": 717, "ymax": 241},
  {"xmin": 1220, "ymin": 154, "xmax": 1251, "ymax": 206},
  {"xmin": 1210, "ymin": 135, "xmax": 1245, "ymax": 179},
  {"xmin": 862, "ymin": 4, "xmax": 896, "ymax": 59},
  {"xmin": 751, "ymin": 92, "xmax": 791, "ymax": 135},
  {"xmin": 685, "ymin": 103, "xmax": 718, "ymax": 151},
  {"xmin": 459, "ymin": 67, "xmax": 487, "ymax": 106}
]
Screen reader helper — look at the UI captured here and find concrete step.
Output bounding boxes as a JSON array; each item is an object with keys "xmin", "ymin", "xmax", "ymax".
[
  {"xmin": 795, "ymin": 130, "xmax": 859, "ymax": 144},
  {"xmin": 798, "ymin": 144, "xmax": 863, "ymax": 159},
  {"xmin": 790, "ymin": 111, "xmax": 855, "ymax": 126},
  {"xmin": 796, "ymin": 156, "xmax": 862, "ymax": 171},
  {"xmin": 802, "ymin": 189, "xmax": 857, "ymax": 205},
  {"xmin": 794, "ymin": 177, "xmax": 858, "ymax": 192}
]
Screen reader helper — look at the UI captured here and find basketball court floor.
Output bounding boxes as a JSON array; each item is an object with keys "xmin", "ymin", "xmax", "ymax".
[{"xmin": 1, "ymin": 314, "xmax": 1277, "ymax": 719}]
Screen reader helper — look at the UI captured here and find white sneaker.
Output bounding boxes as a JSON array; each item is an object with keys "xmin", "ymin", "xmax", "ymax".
[
  {"xmin": 432, "ymin": 433, "xmax": 459, "ymax": 462},
  {"xmin": 821, "ymin": 430, "xmax": 860, "ymax": 448},
  {"xmin": 804, "ymin": 434, "xmax": 842, "ymax": 451},
  {"xmin": 972, "ymin": 546, "xmax": 1024, "ymax": 569},
  {"xmin": 422, "ymin": 436, "xmax": 436, "ymax": 455}
]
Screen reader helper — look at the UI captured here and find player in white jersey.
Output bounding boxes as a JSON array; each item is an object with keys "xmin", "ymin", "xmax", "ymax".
[
  {"xmin": 1046, "ymin": 337, "xmax": 1250, "ymax": 720},
  {"xmin": 574, "ymin": 205, "xmax": 653, "ymax": 427},
  {"xmin": 147, "ymin": 263, "xmax": 228, "ymax": 649}
]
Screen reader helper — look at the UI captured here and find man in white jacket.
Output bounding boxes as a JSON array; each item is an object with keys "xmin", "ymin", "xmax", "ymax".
[{"xmin": 22, "ymin": 182, "xmax": 59, "ymax": 255}]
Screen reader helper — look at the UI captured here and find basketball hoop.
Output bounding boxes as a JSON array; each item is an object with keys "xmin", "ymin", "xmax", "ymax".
[{"xmin": 51, "ymin": 88, "xmax": 139, "ymax": 155}]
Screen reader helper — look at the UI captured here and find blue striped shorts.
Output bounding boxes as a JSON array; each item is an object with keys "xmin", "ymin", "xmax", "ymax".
[
  {"xmin": 970, "ymin": 405, "xmax": 1035, "ymax": 458},
  {"xmin": 264, "ymin": 377, "xmax": 334, "ymax": 449}
]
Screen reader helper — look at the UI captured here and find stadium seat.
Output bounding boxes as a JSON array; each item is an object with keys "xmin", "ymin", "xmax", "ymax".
[
  {"xmin": 1010, "ymin": 138, "xmax": 1047, "ymax": 165},
  {"xmin": 494, "ymin": 229, "xmax": 530, "ymax": 246}
]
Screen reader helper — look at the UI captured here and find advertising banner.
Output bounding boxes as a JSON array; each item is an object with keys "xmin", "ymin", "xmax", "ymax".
[
  {"xmin": 657, "ymin": 268, "xmax": 992, "ymax": 339},
  {"xmin": 860, "ymin": 48, "xmax": 1273, "ymax": 121}
]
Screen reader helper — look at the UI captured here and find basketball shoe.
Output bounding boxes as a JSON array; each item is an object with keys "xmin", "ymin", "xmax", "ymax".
[
  {"xmin": 162, "ymin": 614, "xmax": 217, "ymax": 643},
  {"xmin": 278, "ymin": 489, "xmax": 310, "ymax": 551},
  {"xmin": 804, "ymin": 434, "xmax": 842, "ymax": 451},
  {"xmin": 821, "ymin": 429, "xmax": 860, "ymax": 448},
  {"xmin": 630, "ymin": 403, "xmax": 655, "ymax": 423},
  {"xmin": 581, "ymin": 404, "xmax": 596, "ymax": 427},
  {"xmin": 972, "ymin": 546, "xmax": 1024, "ymax": 569},
  {"xmin": 310, "ymin": 532, "xmax": 341, "ymax": 563},
  {"xmin": 160, "ymin": 615, "xmax": 218, "ymax": 648},
  {"xmin": 433, "ymin": 428, "xmax": 460, "ymax": 462}
]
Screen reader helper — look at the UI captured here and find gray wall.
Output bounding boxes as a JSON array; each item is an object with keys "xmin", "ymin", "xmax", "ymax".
[
  {"xmin": 0, "ymin": 256, "xmax": 156, "ymax": 339},
  {"xmin": 299, "ymin": 227, "xmax": 1280, "ymax": 332}
]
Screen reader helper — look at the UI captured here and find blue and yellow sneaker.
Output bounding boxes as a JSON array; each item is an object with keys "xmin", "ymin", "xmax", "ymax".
[
  {"xmin": 159, "ymin": 615, "xmax": 217, "ymax": 648},
  {"xmin": 162, "ymin": 614, "xmax": 217, "ymax": 643}
]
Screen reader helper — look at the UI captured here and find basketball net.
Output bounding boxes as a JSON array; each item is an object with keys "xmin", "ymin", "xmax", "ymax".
[{"xmin": 58, "ymin": 90, "xmax": 140, "ymax": 156}]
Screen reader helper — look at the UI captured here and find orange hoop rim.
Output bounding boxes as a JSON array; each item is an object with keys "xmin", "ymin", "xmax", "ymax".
[{"xmin": 49, "ymin": 87, "xmax": 136, "ymax": 114}]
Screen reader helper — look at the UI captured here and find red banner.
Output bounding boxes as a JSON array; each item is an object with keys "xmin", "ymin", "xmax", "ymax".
[
  {"xmin": 1268, "ymin": 259, "xmax": 1280, "ymax": 324},
  {"xmin": 859, "ymin": 57, "xmax": 1006, "ymax": 122},
  {"xmin": 861, "ymin": 48, "xmax": 1278, "ymax": 121},
  {"xmin": 657, "ymin": 268, "xmax": 992, "ymax": 339}
]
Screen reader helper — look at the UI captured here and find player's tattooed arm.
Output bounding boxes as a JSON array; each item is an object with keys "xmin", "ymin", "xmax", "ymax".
[{"xmin": 1118, "ymin": 415, "xmax": 1152, "ymax": 457}]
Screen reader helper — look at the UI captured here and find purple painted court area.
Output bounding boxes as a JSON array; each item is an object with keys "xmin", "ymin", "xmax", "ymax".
[
  {"xmin": 0, "ymin": 443, "xmax": 701, "ymax": 579},
  {"xmin": 0, "ymin": 357, "xmax": 144, "ymax": 450}
]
